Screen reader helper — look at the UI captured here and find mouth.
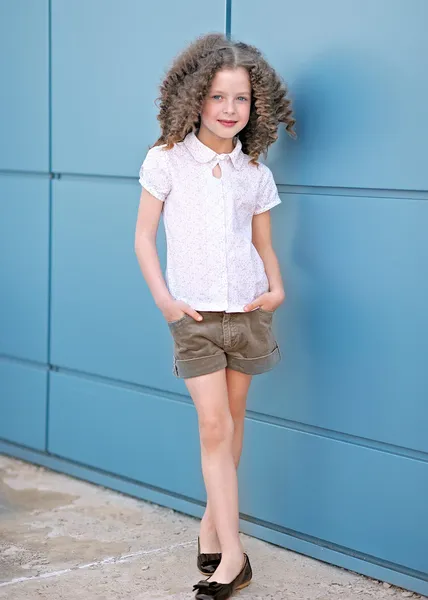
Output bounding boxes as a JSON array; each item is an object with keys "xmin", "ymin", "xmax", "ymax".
[{"xmin": 218, "ymin": 120, "xmax": 237, "ymax": 127}]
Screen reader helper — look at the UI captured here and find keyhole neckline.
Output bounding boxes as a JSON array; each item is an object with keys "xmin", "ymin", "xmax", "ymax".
[{"xmin": 212, "ymin": 162, "xmax": 223, "ymax": 179}]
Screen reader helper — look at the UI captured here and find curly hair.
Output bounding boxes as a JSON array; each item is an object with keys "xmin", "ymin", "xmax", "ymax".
[{"xmin": 151, "ymin": 32, "xmax": 296, "ymax": 163}]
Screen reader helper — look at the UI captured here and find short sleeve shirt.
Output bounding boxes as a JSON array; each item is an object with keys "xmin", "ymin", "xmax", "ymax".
[{"xmin": 139, "ymin": 130, "xmax": 281, "ymax": 313}]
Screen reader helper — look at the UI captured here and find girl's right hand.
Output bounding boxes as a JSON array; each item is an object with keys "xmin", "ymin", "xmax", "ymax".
[{"xmin": 162, "ymin": 300, "xmax": 203, "ymax": 323}]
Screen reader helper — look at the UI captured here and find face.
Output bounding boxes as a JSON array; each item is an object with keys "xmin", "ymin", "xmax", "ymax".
[{"xmin": 199, "ymin": 67, "xmax": 252, "ymax": 141}]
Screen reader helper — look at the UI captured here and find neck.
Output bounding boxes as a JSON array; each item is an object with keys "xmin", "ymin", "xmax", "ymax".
[{"xmin": 196, "ymin": 125, "xmax": 235, "ymax": 154}]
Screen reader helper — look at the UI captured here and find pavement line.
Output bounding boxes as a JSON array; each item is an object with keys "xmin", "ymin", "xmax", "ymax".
[{"xmin": 0, "ymin": 540, "xmax": 194, "ymax": 588}]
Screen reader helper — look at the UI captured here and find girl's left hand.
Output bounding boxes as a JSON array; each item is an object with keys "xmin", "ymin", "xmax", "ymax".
[{"xmin": 243, "ymin": 290, "xmax": 286, "ymax": 313}]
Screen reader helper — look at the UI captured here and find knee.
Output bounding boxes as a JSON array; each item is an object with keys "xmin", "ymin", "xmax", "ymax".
[
  {"xmin": 230, "ymin": 405, "xmax": 246, "ymax": 425},
  {"xmin": 199, "ymin": 414, "xmax": 234, "ymax": 452}
]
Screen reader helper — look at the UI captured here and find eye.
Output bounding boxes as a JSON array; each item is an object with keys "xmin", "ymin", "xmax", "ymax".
[
  {"xmin": 237, "ymin": 96, "xmax": 248, "ymax": 102},
  {"xmin": 212, "ymin": 95, "xmax": 222, "ymax": 100}
]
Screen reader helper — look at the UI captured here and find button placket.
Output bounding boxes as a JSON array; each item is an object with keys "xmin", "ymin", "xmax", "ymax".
[
  {"xmin": 207, "ymin": 160, "xmax": 228, "ymax": 305},
  {"xmin": 220, "ymin": 160, "xmax": 230, "ymax": 311},
  {"xmin": 207, "ymin": 155, "xmax": 230, "ymax": 309}
]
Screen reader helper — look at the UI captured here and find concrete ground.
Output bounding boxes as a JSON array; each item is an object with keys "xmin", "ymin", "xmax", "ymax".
[{"xmin": 0, "ymin": 455, "xmax": 424, "ymax": 600}]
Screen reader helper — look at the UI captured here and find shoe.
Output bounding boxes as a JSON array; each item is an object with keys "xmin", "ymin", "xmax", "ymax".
[
  {"xmin": 197, "ymin": 536, "xmax": 222, "ymax": 575},
  {"xmin": 193, "ymin": 552, "xmax": 252, "ymax": 599}
]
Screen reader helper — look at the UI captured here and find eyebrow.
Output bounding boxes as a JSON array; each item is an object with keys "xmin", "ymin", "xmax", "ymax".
[{"xmin": 212, "ymin": 90, "xmax": 251, "ymax": 95}]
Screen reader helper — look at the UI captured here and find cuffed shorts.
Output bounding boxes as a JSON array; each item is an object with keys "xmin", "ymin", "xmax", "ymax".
[{"xmin": 167, "ymin": 309, "xmax": 281, "ymax": 379}]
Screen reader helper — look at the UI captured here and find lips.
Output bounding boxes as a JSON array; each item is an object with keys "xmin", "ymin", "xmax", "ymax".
[{"xmin": 218, "ymin": 120, "xmax": 237, "ymax": 127}]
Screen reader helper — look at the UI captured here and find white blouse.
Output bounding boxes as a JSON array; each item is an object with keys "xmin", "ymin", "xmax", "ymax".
[{"xmin": 139, "ymin": 130, "xmax": 282, "ymax": 313}]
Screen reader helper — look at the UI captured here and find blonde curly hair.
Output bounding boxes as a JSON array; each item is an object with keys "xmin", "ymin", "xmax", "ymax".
[{"xmin": 151, "ymin": 32, "xmax": 296, "ymax": 163}]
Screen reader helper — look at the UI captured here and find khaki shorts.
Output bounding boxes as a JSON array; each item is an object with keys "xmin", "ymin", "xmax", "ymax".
[{"xmin": 167, "ymin": 309, "xmax": 281, "ymax": 379}]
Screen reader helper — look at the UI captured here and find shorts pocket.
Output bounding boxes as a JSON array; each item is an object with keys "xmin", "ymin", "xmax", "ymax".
[{"xmin": 167, "ymin": 313, "xmax": 189, "ymax": 327}]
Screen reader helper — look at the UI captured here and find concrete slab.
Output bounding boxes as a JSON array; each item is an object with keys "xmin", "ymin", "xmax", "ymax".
[{"xmin": 0, "ymin": 455, "xmax": 424, "ymax": 600}]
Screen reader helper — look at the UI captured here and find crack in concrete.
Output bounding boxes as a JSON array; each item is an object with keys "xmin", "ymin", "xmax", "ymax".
[{"xmin": 0, "ymin": 540, "xmax": 194, "ymax": 588}]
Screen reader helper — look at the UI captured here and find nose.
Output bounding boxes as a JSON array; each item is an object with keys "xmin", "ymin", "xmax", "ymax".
[{"xmin": 223, "ymin": 98, "xmax": 236, "ymax": 115}]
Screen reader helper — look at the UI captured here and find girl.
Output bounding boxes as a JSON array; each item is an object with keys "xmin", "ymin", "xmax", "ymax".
[{"xmin": 134, "ymin": 32, "xmax": 295, "ymax": 600}]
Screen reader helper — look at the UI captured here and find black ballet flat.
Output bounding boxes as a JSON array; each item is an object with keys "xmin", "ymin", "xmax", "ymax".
[
  {"xmin": 197, "ymin": 536, "xmax": 222, "ymax": 575},
  {"xmin": 193, "ymin": 552, "xmax": 252, "ymax": 599}
]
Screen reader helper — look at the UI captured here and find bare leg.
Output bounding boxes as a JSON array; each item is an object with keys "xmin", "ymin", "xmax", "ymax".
[
  {"xmin": 226, "ymin": 368, "xmax": 252, "ymax": 471},
  {"xmin": 186, "ymin": 369, "xmax": 244, "ymax": 582},
  {"xmin": 199, "ymin": 369, "xmax": 252, "ymax": 553},
  {"xmin": 186, "ymin": 369, "xmax": 252, "ymax": 582}
]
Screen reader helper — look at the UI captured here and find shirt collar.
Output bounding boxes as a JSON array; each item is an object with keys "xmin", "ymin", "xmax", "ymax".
[{"xmin": 183, "ymin": 130, "xmax": 245, "ymax": 170}]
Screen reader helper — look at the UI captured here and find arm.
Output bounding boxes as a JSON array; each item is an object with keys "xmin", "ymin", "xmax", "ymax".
[
  {"xmin": 243, "ymin": 210, "xmax": 285, "ymax": 312},
  {"xmin": 134, "ymin": 187, "xmax": 172, "ymax": 310},
  {"xmin": 134, "ymin": 188, "xmax": 202, "ymax": 321}
]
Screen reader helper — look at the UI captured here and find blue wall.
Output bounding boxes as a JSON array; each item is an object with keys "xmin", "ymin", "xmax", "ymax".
[{"xmin": 1, "ymin": 0, "xmax": 427, "ymax": 594}]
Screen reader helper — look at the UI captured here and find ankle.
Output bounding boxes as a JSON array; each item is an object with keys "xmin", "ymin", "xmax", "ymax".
[
  {"xmin": 199, "ymin": 528, "xmax": 221, "ymax": 554},
  {"xmin": 220, "ymin": 545, "xmax": 245, "ymax": 562}
]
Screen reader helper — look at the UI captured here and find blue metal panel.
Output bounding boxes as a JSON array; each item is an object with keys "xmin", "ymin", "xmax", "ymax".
[
  {"xmin": 50, "ymin": 178, "xmax": 185, "ymax": 393},
  {"xmin": 250, "ymin": 192, "xmax": 428, "ymax": 456},
  {"xmin": 51, "ymin": 0, "xmax": 225, "ymax": 176},
  {"xmin": 46, "ymin": 370, "xmax": 428, "ymax": 577},
  {"xmin": 0, "ymin": 359, "xmax": 47, "ymax": 450},
  {"xmin": 232, "ymin": 0, "xmax": 428, "ymax": 190},
  {"xmin": 0, "ymin": 175, "xmax": 50, "ymax": 362},
  {"xmin": 0, "ymin": 0, "xmax": 49, "ymax": 171},
  {"xmin": 48, "ymin": 371, "xmax": 204, "ymax": 498},
  {"xmin": 240, "ymin": 417, "xmax": 428, "ymax": 576}
]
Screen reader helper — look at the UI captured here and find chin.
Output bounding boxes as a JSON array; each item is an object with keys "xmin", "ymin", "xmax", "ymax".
[{"xmin": 214, "ymin": 125, "xmax": 240, "ymax": 137}]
